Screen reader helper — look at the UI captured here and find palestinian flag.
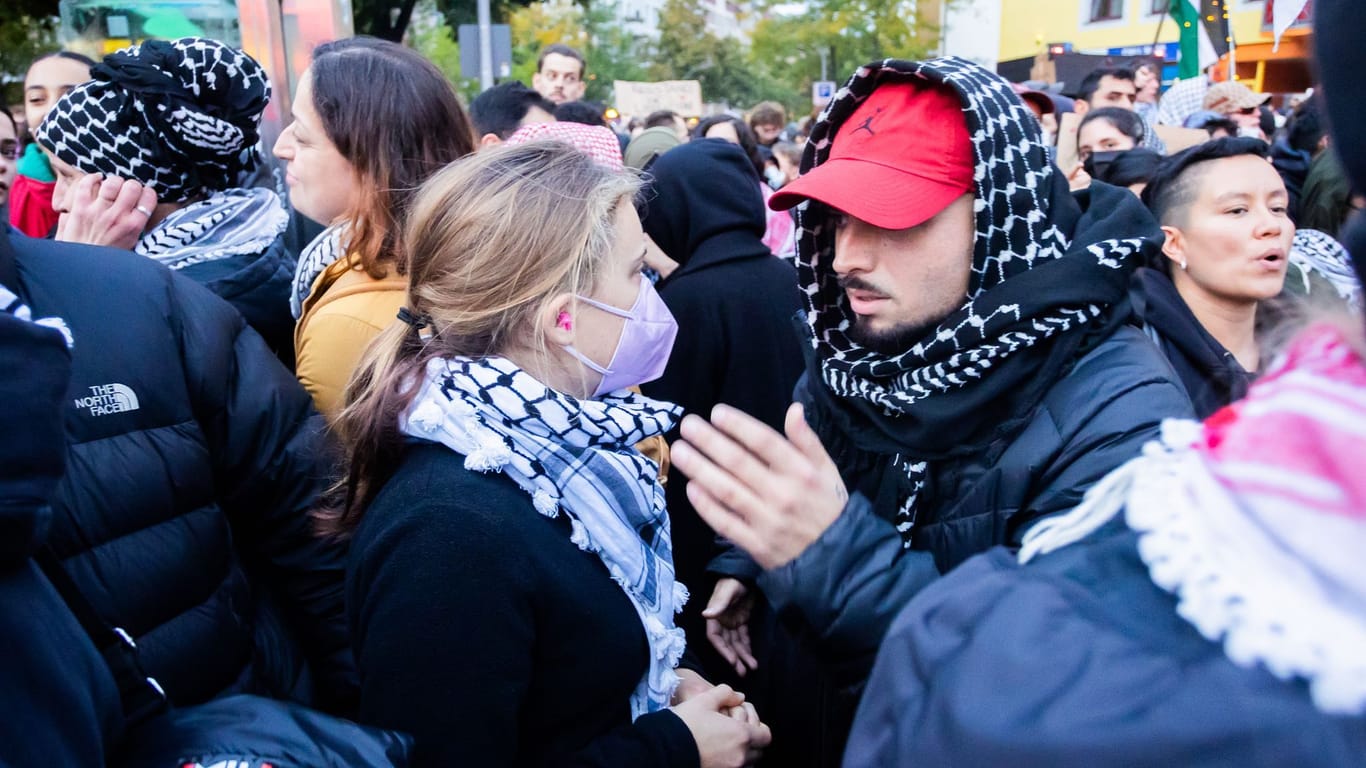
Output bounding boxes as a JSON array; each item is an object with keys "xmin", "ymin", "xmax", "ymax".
[{"xmin": 1171, "ymin": 0, "xmax": 1232, "ymax": 78}]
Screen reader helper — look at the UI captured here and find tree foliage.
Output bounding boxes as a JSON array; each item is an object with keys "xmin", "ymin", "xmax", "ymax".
[
  {"xmin": 1, "ymin": 0, "xmax": 62, "ymax": 113},
  {"xmin": 399, "ymin": 0, "xmax": 945, "ymax": 115},
  {"xmin": 506, "ymin": 0, "xmax": 645, "ymax": 103},
  {"xmin": 355, "ymin": 0, "xmax": 541, "ymax": 43},
  {"xmin": 747, "ymin": 0, "xmax": 942, "ymax": 117},
  {"xmin": 406, "ymin": 0, "xmax": 482, "ymax": 101}
]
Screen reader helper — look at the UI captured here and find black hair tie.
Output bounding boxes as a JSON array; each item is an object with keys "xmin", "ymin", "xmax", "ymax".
[{"xmin": 397, "ymin": 307, "xmax": 433, "ymax": 331}]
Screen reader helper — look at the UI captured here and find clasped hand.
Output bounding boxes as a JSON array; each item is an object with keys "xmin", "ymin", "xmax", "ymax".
[
  {"xmin": 671, "ymin": 403, "xmax": 849, "ymax": 675},
  {"xmin": 672, "ymin": 669, "xmax": 771, "ymax": 767}
]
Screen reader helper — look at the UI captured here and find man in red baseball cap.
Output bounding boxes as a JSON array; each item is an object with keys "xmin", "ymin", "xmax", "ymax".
[
  {"xmin": 769, "ymin": 79, "xmax": 977, "ymax": 351},
  {"xmin": 670, "ymin": 57, "xmax": 1191, "ymax": 764}
]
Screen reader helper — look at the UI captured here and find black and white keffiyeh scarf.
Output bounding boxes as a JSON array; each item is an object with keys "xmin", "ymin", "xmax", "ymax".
[
  {"xmin": 35, "ymin": 37, "xmax": 271, "ymax": 203},
  {"xmin": 136, "ymin": 187, "xmax": 288, "ymax": 270},
  {"xmin": 402, "ymin": 356, "xmax": 687, "ymax": 718},
  {"xmin": 1288, "ymin": 228, "xmax": 1361, "ymax": 309},
  {"xmin": 795, "ymin": 57, "xmax": 1163, "ymax": 545},
  {"xmin": 289, "ymin": 224, "xmax": 347, "ymax": 319},
  {"xmin": 0, "ymin": 284, "xmax": 72, "ymax": 349}
]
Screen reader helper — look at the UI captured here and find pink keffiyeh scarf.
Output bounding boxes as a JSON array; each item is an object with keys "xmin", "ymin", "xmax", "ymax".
[{"xmin": 1021, "ymin": 323, "xmax": 1366, "ymax": 715}]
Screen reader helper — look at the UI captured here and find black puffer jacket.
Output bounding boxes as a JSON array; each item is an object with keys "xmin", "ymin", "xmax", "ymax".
[
  {"xmin": 768, "ymin": 323, "xmax": 1192, "ymax": 675},
  {"xmin": 179, "ymin": 234, "xmax": 297, "ymax": 368},
  {"xmin": 6, "ymin": 226, "xmax": 353, "ymax": 711},
  {"xmin": 0, "ymin": 274, "xmax": 124, "ymax": 767}
]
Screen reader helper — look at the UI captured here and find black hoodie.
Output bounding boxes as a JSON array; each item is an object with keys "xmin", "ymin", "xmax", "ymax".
[
  {"xmin": 1131, "ymin": 267, "xmax": 1252, "ymax": 419},
  {"xmin": 1316, "ymin": 0, "xmax": 1366, "ymax": 285},
  {"xmin": 637, "ymin": 138, "xmax": 805, "ymax": 649}
]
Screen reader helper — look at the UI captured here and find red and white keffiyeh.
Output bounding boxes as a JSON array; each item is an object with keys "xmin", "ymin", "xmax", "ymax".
[
  {"xmin": 1022, "ymin": 323, "xmax": 1366, "ymax": 715},
  {"xmin": 506, "ymin": 122, "xmax": 624, "ymax": 171}
]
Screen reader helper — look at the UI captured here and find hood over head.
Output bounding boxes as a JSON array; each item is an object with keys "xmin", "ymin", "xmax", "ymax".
[
  {"xmin": 794, "ymin": 57, "xmax": 1164, "ymax": 460},
  {"xmin": 638, "ymin": 138, "xmax": 768, "ymax": 273}
]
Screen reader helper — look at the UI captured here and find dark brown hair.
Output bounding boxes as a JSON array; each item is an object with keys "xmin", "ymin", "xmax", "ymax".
[
  {"xmin": 309, "ymin": 37, "xmax": 476, "ymax": 279},
  {"xmin": 749, "ymin": 101, "xmax": 786, "ymax": 129},
  {"xmin": 536, "ymin": 43, "xmax": 585, "ymax": 76}
]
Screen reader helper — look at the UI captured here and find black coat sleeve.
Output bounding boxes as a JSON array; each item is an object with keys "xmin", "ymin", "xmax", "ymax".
[
  {"xmin": 168, "ymin": 273, "xmax": 355, "ymax": 710},
  {"xmin": 350, "ymin": 498, "xmax": 698, "ymax": 768},
  {"xmin": 758, "ymin": 334, "xmax": 1194, "ymax": 678}
]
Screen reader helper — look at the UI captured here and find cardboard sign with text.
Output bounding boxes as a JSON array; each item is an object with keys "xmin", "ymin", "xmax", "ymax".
[{"xmin": 614, "ymin": 80, "xmax": 704, "ymax": 119}]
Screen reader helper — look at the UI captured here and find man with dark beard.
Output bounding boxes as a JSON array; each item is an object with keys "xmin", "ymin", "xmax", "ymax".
[{"xmin": 669, "ymin": 57, "xmax": 1193, "ymax": 763}]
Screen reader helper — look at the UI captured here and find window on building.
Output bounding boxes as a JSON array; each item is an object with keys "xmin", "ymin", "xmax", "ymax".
[
  {"xmin": 1089, "ymin": 0, "xmax": 1125, "ymax": 22},
  {"xmin": 1150, "ymin": 0, "xmax": 1172, "ymax": 15}
]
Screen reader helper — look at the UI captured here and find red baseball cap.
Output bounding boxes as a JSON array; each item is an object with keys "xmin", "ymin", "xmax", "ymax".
[{"xmin": 770, "ymin": 80, "xmax": 974, "ymax": 230}]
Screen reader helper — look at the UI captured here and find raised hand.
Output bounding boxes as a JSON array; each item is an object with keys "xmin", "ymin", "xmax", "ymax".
[
  {"xmin": 56, "ymin": 173, "xmax": 158, "ymax": 250},
  {"xmin": 672, "ymin": 403, "xmax": 847, "ymax": 571}
]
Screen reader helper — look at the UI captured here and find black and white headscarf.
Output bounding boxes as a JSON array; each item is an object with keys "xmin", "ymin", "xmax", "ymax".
[
  {"xmin": 290, "ymin": 224, "xmax": 347, "ymax": 319},
  {"xmin": 136, "ymin": 187, "xmax": 288, "ymax": 270},
  {"xmin": 1288, "ymin": 228, "xmax": 1361, "ymax": 310},
  {"xmin": 1, "ymin": 284, "xmax": 72, "ymax": 349},
  {"xmin": 402, "ymin": 357, "xmax": 687, "ymax": 717},
  {"xmin": 795, "ymin": 57, "xmax": 1163, "ymax": 545},
  {"xmin": 36, "ymin": 38, "xmax": 271, "ymax": 203}
]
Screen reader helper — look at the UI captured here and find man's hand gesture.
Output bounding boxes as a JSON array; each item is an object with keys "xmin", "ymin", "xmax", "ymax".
[{"xmin": 672, "ymin": 403, "xmax": 847, "ymax": 571}]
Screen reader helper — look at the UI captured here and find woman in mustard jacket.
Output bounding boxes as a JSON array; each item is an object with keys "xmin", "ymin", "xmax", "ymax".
[{"xmin": 274, "ymin": 37, "xmax": 477, "ymax": 418}]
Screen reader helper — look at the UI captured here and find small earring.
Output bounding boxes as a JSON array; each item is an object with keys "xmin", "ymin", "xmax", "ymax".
[
  {"xmin": 1179, "ymin": 261, "xmax": 1188, "ymax": 271},
  {"xmin": 557, "ymin": 311, "xmax": 573, "ymax": 331}
]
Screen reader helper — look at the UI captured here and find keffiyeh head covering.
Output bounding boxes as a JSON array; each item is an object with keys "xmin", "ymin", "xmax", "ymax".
[
  {"xmin": 1287, "ymin": 228, "xmax": 1361, "ymax": 309},
  {"xmin": 35, "ymin": 37, "xmax": 270, "ymax": 203},
  {"xmin": 795, "ymin": 57, "xmax": 1163, "ymax": 545},
  {"xmin": 506, "ymin": 122, "xmax": 625, "ymax": 170},
  {"xmin": 1021, "ymin": 324, "xmax": 1366, "ymax": 715}
]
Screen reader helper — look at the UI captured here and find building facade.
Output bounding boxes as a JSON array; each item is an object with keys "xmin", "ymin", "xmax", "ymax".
[
  {"xmin": 938, "ymin": 0, "xmax": 1004, "ymax": 70},
  {"xmin": 997, "ymin": 0, "xmax": 1312, "ymax": 92}
]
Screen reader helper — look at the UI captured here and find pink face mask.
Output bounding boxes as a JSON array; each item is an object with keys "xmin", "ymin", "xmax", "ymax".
[{"xmin": 564, "ymin": 278, "xmax": 679, "ymax": 397}]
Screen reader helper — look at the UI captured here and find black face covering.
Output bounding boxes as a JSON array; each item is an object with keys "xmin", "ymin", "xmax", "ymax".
[{"xmin": 1084, "ymin": 150, "xmax": 1124, "ymax": 181}]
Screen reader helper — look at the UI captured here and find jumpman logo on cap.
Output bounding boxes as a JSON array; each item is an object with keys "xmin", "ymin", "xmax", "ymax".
[{"xmin": 852, "ymin": 107, "xmax": 884, "ymax": 137}]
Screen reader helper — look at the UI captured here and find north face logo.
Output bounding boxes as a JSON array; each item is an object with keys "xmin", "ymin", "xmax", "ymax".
[{"xmin": 73, "ymin": 383, "xmax": 140, "ymax": 416}]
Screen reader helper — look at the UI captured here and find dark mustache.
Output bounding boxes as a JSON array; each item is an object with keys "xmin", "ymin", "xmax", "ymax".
[{"xmin": 837, "ymin": 275, "xmax": 889, "ymax": 297}]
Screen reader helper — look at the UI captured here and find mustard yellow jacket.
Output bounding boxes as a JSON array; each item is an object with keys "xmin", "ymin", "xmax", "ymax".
[{"xmin": 294, "ymin": 256, "xmax": 406, "ymax": 421}]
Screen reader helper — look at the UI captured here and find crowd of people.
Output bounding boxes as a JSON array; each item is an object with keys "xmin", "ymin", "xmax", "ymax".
[{"xmin": 3, "ymin": 5, "xmax": 1366, "ymax": 766}]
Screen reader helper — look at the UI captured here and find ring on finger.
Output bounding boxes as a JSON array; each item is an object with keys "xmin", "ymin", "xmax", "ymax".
[{"xmin": 135, "ymin": 204, "xmax": 153, "ymax": 217}]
